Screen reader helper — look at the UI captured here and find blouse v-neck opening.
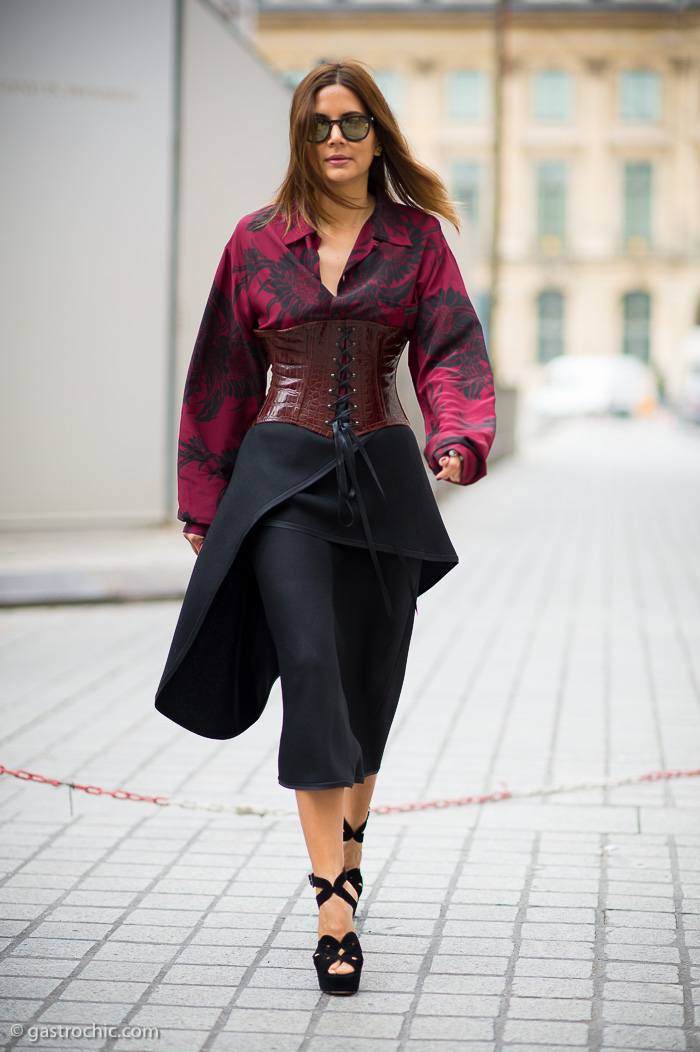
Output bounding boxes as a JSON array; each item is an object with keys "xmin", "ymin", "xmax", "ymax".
[{"xmin": 314, "ymin": 204, "xmax": 377, "ymax": 299}]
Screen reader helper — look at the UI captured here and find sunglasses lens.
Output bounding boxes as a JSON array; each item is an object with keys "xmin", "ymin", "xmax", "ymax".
[
  {"xmin": 342, "ymin": 116, "xmax": 370, "ymax": 140},
  {"xmin": 313, "ymin": 118, "xmax": 330, "ymax": 142},
  {"xmin": 310, "ymin": 116, "xmax": 371, "ymax": 142}
]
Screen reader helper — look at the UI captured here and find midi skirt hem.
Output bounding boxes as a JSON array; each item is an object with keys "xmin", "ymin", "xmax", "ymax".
[{"xmin": 278, "ymin": 768, "xmax": 380, "ymax": 792}]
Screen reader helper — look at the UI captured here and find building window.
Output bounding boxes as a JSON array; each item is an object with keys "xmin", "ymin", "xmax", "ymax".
[
  {"xmin": 450, "ymin": 161, "xmax": 480, "ymax": 224},
  {"xmin": 446, "ymin": 71, "xmax": 489, "ymax": 121},
  {"xmin": 533, "ymin": 71, "xmax": 574, "ymax": 121},
  {"xmin": 620, "ymin": 71, "xmax": 661, "ymax": 121},
  {"xmin": 374, "ymin": 70, "xmax": 403, "ymax": 116},
  {"xmin": 624, "ymin": 162, "xmax": 652, "ymax": 251},
  {"xmin": 537, "ymin": 161, "xmax": 566, "ymax": 252},
  {"xmin": 623, "ymin": 292, "xmax": 651, "ymax": 362},
  {"xmin": 537, "ymin": 290, "xmax": 564, "ymax": 363}
]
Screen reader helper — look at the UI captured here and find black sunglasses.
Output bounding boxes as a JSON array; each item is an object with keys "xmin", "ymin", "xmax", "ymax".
[{"xmin": 311, "ymin": 115, "xmax": 375, "ymax": 143}]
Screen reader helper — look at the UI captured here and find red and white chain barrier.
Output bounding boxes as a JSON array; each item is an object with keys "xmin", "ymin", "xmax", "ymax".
[{"xmin": 1, "ymin": 763, "xmax": 699, "ymax": 818}]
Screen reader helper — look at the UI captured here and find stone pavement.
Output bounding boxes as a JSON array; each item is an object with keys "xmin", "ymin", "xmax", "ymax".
[
  {"xmin": 0, "ymin": 527, "xmax": 191, "ymax": 607},
  {"xmin": 1, "ymin": 413, "xmax": 699, "ymax": 1052}
]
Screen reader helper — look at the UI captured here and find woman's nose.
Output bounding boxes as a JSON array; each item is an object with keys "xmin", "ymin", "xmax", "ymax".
[{"xmin": 328, "ymin": 123, "xmax": 345, "ymax": 144}]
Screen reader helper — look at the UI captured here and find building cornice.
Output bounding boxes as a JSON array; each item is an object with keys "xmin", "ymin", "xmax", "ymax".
[{"xmin": 258, "ymin": 0, "xmax": 700, "ymax": 25}]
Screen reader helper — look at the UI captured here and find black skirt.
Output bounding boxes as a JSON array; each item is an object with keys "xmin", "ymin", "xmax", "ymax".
[
  {"xmin": 154, "ymin": 421, "xmax": 458, "ymax": 745},
  {"xmin": 247, "ymin": 523, "xmax": 421, "ymax": 789}
]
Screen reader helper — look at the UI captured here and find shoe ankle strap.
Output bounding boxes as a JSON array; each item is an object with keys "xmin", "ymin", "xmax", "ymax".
[
  {"xmin": 343, "ymin": 809, "xmax": 370, "ymax": 844},
  {"xmin": 309, "ymin": 869, "xmax": 358, "ymax": 914}
]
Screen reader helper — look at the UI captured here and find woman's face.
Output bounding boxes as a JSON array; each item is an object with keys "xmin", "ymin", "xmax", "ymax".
[{"xmin": 312, "ymin": 84, "xmax": 380, "ymax": 195}]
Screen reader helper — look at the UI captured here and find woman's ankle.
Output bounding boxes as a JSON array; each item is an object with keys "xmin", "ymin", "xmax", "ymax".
[
  {"xmin": 343, "ymin": 839, "xmax": 362, "ymax": 870},
  {"xmin": 318, "ymin": 895, "xmax": 355, "ymax": 937}
]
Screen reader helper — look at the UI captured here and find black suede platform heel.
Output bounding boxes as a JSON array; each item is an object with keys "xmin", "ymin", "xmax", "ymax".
[
  {"xmin": 309, "ymin": 869, "xmax": 363, "ymax": 995},
  {"xmin": 343, "ymin": 810, "xmax": 369, "ymax": 901}
]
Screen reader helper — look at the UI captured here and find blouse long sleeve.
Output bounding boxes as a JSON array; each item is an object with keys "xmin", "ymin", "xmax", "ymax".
[
  {"xmin": 177, "ymin": 226, "xmax": 268, "ymax": 535},
  {"xmin": 408, "ymin": 223, "xmax": 496, "ymax": 486}
]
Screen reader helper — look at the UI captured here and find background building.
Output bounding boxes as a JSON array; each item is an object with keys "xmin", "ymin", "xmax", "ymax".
[{"xmin": 254, "ymin": 0, "xmax": 700, "ymax": 399}]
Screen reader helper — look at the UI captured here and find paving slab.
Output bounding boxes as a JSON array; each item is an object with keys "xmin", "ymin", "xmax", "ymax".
[{"xmin": 1, "ymin": 415, "xmax": 700, "ymax": 1051}]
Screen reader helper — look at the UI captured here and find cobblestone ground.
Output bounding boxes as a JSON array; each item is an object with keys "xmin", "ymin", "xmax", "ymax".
[{"xmin": 1, "ymin": 414, "xmax": 699, "ymax": 1052}]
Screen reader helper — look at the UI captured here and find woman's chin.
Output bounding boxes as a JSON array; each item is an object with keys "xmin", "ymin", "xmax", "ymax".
[{"xmin": 322, "ymin": 169, "xmax": 369, "ymax": 191}]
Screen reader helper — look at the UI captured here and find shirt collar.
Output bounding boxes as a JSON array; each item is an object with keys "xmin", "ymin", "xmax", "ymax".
[{"xmin": 279, "ymin": 185, "xmax": 413, "ymax": 248}]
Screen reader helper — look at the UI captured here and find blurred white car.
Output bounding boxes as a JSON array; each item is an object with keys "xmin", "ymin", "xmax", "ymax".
[{"xmin": 526, "ymin": 354, "xmax": 657, "ymax": 419}]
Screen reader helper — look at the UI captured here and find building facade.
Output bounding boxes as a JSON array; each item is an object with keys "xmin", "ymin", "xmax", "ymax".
[{"xmin": 254, "ymin": 0, "xmax": 700, "ymax": 398}]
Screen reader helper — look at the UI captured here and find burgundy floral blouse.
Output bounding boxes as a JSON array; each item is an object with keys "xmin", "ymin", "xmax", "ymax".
[{"xmin": 178, "ymin": 187, "xmax": 496, "ymax": 535}]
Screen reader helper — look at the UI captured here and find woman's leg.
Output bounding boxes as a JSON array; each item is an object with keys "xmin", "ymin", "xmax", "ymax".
[
  {"xmin": 296, "ymin": 787, "xmax": 358, "ymax": 976},
  {"xmin": 248, "ymin": 526, "xmax": 417, "ymax": 977},
  {"xmin": 334, "ymin": 547, "xmax": 420, "ymax": 877},
  {"xmin": 248, "ymin": 526, "xmax": 363, "ymax": 977},
  {"xmin": 343, "ymin": 774, "xmax": 376, "ymax": 873},
  {"xmin": 248, "ymin": 526, "xmax": 364, "ymax": 789}
]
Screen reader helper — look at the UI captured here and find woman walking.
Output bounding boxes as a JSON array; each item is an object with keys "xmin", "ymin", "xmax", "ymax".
[{"xmin": 155, "ymin": 60, "xmax": 496, "ymax": 995}]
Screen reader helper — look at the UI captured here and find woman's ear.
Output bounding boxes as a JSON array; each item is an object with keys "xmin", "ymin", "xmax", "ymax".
[{"xmin": 375, "ymin": 143, "xmax": 382, "ymax": 156}]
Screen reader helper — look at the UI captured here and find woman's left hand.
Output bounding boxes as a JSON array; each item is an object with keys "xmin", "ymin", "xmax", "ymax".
[
  {"xmin": 184, "ymin": 532, "xmax": 205, "ymax": 556},
  {"xmin": 436, "ymin": 454, "xmax": 462, "ymax": 483}
]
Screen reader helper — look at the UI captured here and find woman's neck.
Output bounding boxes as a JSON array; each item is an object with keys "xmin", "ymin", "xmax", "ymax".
[{"xmin": 317, "ymin": 186, "xmax": 375, "ymax": 235}]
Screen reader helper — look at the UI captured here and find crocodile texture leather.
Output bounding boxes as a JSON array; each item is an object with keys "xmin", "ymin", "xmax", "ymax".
[{"xmin": 252, "ymin": 319, "xmax": 411, "ymax": 438}]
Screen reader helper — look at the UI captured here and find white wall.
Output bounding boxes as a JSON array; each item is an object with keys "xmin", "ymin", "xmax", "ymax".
[
  {"xmin": 0, "ymin": 0, "xmax": 176, "ymax": 526},
  {"xmin": 0, "ymin": 0, "xmax": 293, "ymax": 528}
]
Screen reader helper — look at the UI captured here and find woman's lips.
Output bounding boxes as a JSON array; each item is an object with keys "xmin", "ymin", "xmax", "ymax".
[{"xmin": 327, "ymin": 156, "xmax": 350, "ymax": 166}]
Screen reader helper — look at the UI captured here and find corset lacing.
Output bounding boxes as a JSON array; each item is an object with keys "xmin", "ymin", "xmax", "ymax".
[{"xmin": 327, "ymin": 323, "xmax": 416, "ymax": 624}]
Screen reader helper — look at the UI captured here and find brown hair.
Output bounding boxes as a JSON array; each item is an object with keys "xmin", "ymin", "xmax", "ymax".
[{"xmin": 269, "ymin": 60, "xmax": 460, "ymax": 232}]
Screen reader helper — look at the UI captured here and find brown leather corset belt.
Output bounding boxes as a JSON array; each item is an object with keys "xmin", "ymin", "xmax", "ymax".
[
  {"xmin": 253, "ymin": 319, "xmax": 411, "ymax": 438},
  {"xmin": 252, "ymin": 319, "xmax": 415, "ymax": 620}
]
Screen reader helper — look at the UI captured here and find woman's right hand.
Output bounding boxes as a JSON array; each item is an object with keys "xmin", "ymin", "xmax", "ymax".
[{"xmin": 184, "ymin": 533, "xmax": 204, "ymax": 556}]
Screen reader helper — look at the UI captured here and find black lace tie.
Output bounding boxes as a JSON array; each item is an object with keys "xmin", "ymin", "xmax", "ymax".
[{"xmin": 326, "ymin": 323, "xmax": 416, "ymax": 624}]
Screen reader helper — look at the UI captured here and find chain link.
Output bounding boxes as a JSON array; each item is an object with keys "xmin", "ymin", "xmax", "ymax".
[{"xmin": 1, "ymin": 763, "xmax": 699, "ymax": 819}]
